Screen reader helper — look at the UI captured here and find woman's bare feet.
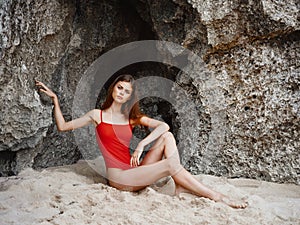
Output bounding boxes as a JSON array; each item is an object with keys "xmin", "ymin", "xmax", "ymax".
[
  {"xmin": 175, "ymin": 184, "xmax": 247, "ymax": 209},
  {"xmin": 215, "ymin": 193, "xmax": 248, "ymax": 209}
]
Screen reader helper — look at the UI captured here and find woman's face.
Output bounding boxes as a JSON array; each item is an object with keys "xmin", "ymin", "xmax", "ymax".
[{"xmin": 112, "ymin": 81, "xmax": 133, "ymax": 104}]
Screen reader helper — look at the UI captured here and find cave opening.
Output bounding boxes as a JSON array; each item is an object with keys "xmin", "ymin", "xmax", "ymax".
[
  {"xmin": 118, "ymin": 0, "xmax": 157, "ymax": 41},
  {"xmin": 0, "ymin": 151, "xmax": 16, "ymax": 176}
]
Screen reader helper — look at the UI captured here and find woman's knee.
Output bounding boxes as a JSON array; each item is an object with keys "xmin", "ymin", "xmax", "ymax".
[
  {"xmin": 166, "ymin": 156, "xmax": 183, "ymax": 176},
  {"xmin": 161, "ymin": 131, "xmax": 175, "ymax": 141}
]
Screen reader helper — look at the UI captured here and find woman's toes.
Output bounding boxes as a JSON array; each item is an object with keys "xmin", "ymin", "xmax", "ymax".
[{"xmin": 220, "ymin": 196, "xmax": 248, "ymax": 209}]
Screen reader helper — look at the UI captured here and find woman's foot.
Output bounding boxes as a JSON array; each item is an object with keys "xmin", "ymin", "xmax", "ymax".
[
  {"xmin": 215, "ymin": 193, "xmax": 248, "ymax": 209},
  {"xmin": 174, "ymin": 183, "xmax": 247, "ymax": 208}
]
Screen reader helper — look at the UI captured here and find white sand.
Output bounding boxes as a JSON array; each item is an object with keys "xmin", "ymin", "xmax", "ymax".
[{"xmin": 0, "ymin": 160, "xmax": 299, "ymax": 225}]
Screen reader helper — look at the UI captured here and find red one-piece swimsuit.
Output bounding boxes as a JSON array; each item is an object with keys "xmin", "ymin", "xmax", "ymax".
[{"xmin": 95, "ymin": 110, "xmax": 132, "ymax": 170}]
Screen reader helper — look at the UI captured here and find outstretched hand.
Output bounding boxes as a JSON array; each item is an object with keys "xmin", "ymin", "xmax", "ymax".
[{"xmin": 35, "ymin": 80, "xmax": 57, "ymax": 100}]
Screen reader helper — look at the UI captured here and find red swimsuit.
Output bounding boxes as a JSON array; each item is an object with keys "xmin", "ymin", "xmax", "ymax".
[{"xmin": 95, "ymin": 110, "xmax": 132, "ymax": 170}]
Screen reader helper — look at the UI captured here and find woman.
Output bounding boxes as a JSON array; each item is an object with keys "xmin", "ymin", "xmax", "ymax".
[{"xmin": 35, "ymin": 75, "xmax": 247, "ymax": 209}]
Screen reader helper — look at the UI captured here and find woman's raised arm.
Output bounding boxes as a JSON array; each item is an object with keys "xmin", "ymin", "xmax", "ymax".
[
  {"xmin": 137, "ymin": 116, "xmax": 170, "ymax": 147},
  {"xmin": 130, "ymin": 116, "xmax": 170, "ymax": 167},
  {"xmin": 35, "ymin": 80, "xmax": 98, "ymax": 131}
]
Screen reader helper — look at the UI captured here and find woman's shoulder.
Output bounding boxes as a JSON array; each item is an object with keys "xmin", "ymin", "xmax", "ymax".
[
  {"xmin": 87, "ymin": 108, "xmax": 101, "ymax": 116},
  {"xmin": 130, "ymin": 115, "xmax": 148, "ymax": 126},
  {"xmin": 93, "ymin": 109, "xmax": 102, "ymax": 113},
  {"xmin": 87, "ymin": 109, "xmax": 101, "ymax": 124},
  {"xmin": 138, "ymin": 115, "xmax": 151, "ymax": 123}
]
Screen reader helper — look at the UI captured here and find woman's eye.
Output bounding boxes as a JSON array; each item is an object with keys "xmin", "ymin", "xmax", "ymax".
[{"xmin": 117, "ymin": 86, "xmax": 122, "ymax": 89}]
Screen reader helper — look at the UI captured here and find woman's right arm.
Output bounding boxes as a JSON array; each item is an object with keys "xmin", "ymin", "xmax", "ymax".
[{"xmin": 35, "ymin": 81, "xmax": 98, "ymax": 131}]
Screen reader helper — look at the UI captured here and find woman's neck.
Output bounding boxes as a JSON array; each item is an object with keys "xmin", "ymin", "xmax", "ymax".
[
  {"xmin": 110, "ymin": 102, "xmax": 122, "ymax": 114},
  {"xmin": 107, "ymin": 102, "xmax": 129, "ymax": 124}
]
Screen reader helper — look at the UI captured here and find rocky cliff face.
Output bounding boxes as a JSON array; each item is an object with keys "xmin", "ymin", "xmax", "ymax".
[{"xmin": 0, "ymin": 0, "xmax": 299, "ymax": 183}]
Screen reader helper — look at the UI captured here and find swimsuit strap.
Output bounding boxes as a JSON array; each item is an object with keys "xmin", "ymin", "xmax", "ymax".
[{"xmin": 100, "ymin": 109, "xmax": 132, "ymax": 128}]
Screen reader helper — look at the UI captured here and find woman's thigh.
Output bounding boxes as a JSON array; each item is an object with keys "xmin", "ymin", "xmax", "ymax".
[{"xmin": 107, "ymin": 159, "xmax": 172, "ymax": 188}]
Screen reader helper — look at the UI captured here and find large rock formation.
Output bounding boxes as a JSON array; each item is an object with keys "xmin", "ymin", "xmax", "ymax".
[{"xmin": 0, "ymin": 0, "xmax": 299, "ymax": 184}]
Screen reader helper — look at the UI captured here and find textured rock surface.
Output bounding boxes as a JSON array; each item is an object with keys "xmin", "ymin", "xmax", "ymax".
[
  {"xmin": 159, "ymin": 0, "xmax": 299, "ymax": 183},
  {"xmin": 0, "ymin": 0, "xmax": 299, "ymax": 183}
]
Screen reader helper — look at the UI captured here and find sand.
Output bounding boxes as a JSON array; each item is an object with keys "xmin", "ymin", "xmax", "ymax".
[{"xmin": 0, "ymin": 160, "xmax": 299, "ymax": 225}]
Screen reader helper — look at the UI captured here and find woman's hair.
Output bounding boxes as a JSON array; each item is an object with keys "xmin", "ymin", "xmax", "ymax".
[{"xmin": 101, "ymin": 74, "xmax": 144, "ymax": 124}]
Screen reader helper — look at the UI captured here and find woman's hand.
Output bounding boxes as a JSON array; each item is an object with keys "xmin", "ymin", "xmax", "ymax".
[
  {"xmin": 130, "ymin": 144, "xmax": 144, "ymax": 167},
  {"xmin": 35, "ymin": 80, "xmax": 57, "ymax": 100}
]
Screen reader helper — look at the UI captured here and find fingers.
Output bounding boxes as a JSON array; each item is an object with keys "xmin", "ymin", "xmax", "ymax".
[
  {"xmin": 130, "ymin": 154, "xmax": 140, "ymax": 167},
  {"xmin": 35, "ymin": 80, "xmax": 57, "ymax": 99},
  {"xmin": 35, "ymin": 80, "xmax": 43, "ymax": 86},
  {"xmin": 35, "ymin": 80, "xmax": 48, "ymax": 91},
  {"xmin": 130, "ymin": 155, "xmax": 137, "ymax": 167},
  {"xmin": 130, "ymin": 145, "xmax": 144, "ymax": 167},
  {"xmin": 39, "ymin": 88, "xmax": 46, "ymax": 93}
]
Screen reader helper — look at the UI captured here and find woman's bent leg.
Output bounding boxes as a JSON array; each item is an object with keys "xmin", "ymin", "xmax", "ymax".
[
  {"xmin": 139, "ymin": 134, "xmax": 165, "ymax": 165},
  {"xmin": 141, "ymin": 132, "xmax": 191, "ymax": 193},
  {"xmin": 148, "ymin": 133, "xmax": 219, "ymax": 198},
  {"xmin": 141, "ymin": 132, "xmax": 180, "ymax": 165}
]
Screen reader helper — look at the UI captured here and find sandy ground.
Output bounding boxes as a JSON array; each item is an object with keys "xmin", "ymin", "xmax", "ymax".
[{"xmin": 0, "ymin": 160, "xmax": 299, "ymax": 225}]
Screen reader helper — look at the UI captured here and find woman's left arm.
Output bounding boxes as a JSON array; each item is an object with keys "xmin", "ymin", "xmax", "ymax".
[
  {"xmin": 130, "ymin": 116, "xmax": 169, "ymax": 167},
  {"xmin": 137, "ymin": 116, "xmax": 169, "ymax": 148}
]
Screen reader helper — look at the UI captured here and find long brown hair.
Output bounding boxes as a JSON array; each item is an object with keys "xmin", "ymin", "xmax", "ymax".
[{"xmin": 101, "ymin": 74, "xmax": 144, "ymax": 124}]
